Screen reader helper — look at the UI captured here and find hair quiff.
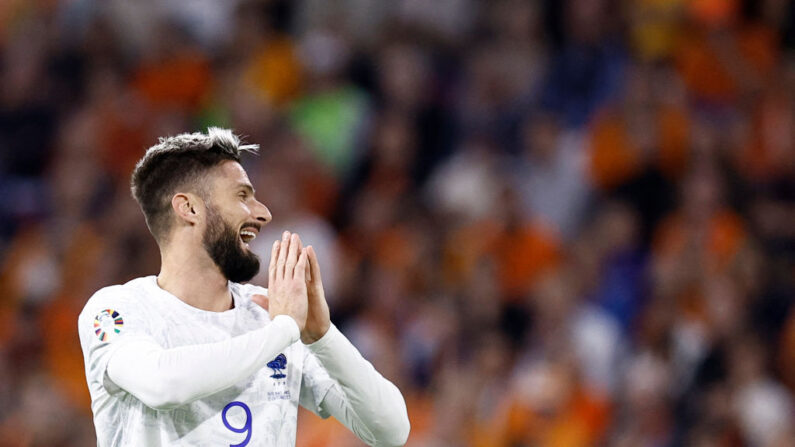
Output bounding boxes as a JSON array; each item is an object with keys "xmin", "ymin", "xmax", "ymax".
[{"xmin": 130, "ymin": 127, "xmax": 258, "ymax": 242}]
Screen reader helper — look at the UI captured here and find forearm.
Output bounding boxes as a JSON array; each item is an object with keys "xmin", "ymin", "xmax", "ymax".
[
  {"xmin": 309, "ymin": 325, "xmax": 410, "ymax": 446},
  {"xmin": 107, "ymin": 315, "xmax": 299, "ymax": 410}
]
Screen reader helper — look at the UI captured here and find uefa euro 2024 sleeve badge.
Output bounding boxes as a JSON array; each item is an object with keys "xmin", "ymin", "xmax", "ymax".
[{"xmin": 94, "ymin": 309, "xmax": 124, "ymax": 342}]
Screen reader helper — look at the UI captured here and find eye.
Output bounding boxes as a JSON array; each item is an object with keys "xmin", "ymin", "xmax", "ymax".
[{"xmin": 239, "ymin": 191, "xmax": 248, "ymax": 200}]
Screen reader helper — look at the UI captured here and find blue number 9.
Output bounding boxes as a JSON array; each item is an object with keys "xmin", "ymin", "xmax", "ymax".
[{"xmin": 222, "ymin": 401, "xmax": 252, "ymax": 447}]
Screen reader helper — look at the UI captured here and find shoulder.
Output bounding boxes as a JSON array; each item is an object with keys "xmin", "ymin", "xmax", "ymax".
[{"xmin": 78, "ymin": 277, "xmax": 152, "ymax": 323}]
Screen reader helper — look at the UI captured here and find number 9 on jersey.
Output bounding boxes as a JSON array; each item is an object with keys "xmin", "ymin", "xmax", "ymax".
[{"xmin": 222, "ymin": 401, "xmax": 252, "ymax": 447}]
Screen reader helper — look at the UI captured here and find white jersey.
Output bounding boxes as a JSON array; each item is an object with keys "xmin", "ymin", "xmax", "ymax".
[{"xmin": 78, "ymin": 276, "xmax": 335, "ymax": 447}]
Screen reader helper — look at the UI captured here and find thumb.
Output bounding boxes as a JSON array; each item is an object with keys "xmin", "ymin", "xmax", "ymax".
[{"xmin": 251, "ymin": 294, "xmax": 269, "ymax": 311}]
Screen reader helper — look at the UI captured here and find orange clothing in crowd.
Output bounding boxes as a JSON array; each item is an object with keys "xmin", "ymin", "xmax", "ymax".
[
  {"xmin": 402, "ymin": 392, "xmax": 434, "ymax": 445},
  {"xmin": 587, "ymin": 110, "xmax": 643, "ymax": 191},
  {"xmin": 779, "ymin": 311, "xmax": 795, "ymax": 394},
  {"xmin": 43, "ymin": 224, "xmax": 108, "ymax": 410},
  {"xmin": 44, "ymin": 293, "xmax": 91, "ymax": 410},
  {"xmin": 653, "ymin": 209, "xmax": 747, "ymax": 274},
  {"xmin": 588, "ymin": 104, "xmax": 691, "ymax": 191},
  {"xmin": 95, "ymin": 103, "xmax": 152, "ymax": 183},
  {"xmin": 675, "ymin": 23, "xmax": 778, "ymax": 103},
  {"xmin": 133, "ymin": 51, "xmax": 212, "ymax": 110},
  {"xmin": 443, "ymin": 219, "xmax": 561, "ymax": 301},
  {"xmin": 0, "ymin": 224, "xmax": 52, "ymax": 345},
  {"xmin": 736, "ymin": 90, "xmax": 795, "ymax": 182},
  {"xmin": 443, "ymin": 219, "xmax": 503, "ymax": 287},
  {"xmin": 629, "ymin": 0, "xmax": 687, "ymax": 61},
  {"xmin": 491, "ymin": 222, "xmax": 561, "ymax": 301},
  {"xmin": 245, "ymin": 36, "xmax": 303, "ymax": 107},
  {"xmin": 500, "ymin": 388, "xmax": 610, "ymax": 447},
  {"xmin": 294, "ymin": 407, "xmax": 363, "ymax": 447}
]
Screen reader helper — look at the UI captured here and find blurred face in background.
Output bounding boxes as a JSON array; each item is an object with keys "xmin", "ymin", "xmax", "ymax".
[
  {"xmin": 521, "ymin": 113, "xmax": 560, "ymax": 162},
  {"xmin": 682, "ymin": 166, "xmax": 723, "ymax": 222}
]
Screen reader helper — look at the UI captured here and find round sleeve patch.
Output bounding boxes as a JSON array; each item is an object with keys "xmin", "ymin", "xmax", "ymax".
[{"xmin": 93, "ymin": 309, "xmax": 124, "ymax": 342}]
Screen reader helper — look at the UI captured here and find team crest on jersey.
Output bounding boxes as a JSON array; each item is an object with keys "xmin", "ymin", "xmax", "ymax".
[
  {"xmin": 93, "ymin": 309, "xmax": 124, "ymax": 342},
  {"xmin": 267, "ymin": 353, "xmax": 287, "ymax": 379}
]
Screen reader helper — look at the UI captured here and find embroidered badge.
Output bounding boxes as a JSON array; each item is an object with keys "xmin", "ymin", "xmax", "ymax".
[
  {"xmin": 267, "ymin": 354, "xmax": 287, "ymax": 379},
  {"xmin": 93, "ymin": 309, "xmax": 124, "ymax": 342}
]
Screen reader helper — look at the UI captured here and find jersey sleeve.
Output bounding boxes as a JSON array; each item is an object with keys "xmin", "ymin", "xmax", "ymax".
[
  {"xmin": 303, "ymin": 325, "xmax": 410, "ymax": 446},
  {"xmin": 77, "ymin": 286, "xmax": 154, "ymax": 396},
  {"xmin": 105, "ymin": 315, "xmax": 299, "ymax": 410},
  {"xmin": 298, "ymin": 347, "xmax": 337, "ymax": 418}
]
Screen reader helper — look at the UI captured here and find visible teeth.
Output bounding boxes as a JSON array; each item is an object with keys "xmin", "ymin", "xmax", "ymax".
[{"xmin": 240, "ymin": 230, "xmax": 256, "ymax": 240}]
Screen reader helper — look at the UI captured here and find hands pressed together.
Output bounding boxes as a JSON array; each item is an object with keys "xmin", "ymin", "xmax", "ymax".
[{"xmin": 252, "ymin": 231, "xmax": 330, "ymax": 344}]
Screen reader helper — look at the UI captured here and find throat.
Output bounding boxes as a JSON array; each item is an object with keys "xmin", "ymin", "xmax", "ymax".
[{"xmin": 156, "ymin": 271, "xmax": 234, "ymax": 313}]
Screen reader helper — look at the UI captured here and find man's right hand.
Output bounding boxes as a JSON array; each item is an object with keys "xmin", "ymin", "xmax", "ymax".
[{"xmin": 259, "ymin": 231, "xmax": 308, "ymax": 332}]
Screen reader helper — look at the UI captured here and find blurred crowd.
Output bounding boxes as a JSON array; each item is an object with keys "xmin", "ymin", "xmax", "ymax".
[{"xmin": 1, "ymin": 0, "xmax": 794, "ymax": 446}]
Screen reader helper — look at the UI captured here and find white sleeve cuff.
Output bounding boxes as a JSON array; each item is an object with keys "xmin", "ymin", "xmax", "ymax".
[
  {"xmin": 306, "ymin": 324, "xmax": 342, "ymax": 353},
  {"xmin": 271, "ymin": 314, "xmax": 301, "ymax": 344}
]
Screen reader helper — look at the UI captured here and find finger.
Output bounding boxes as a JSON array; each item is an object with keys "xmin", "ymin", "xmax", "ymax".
[
  {"xmin": 293, "ymin": 236, "xmax": 309, "ymax": 281},
  {"xmin": 285, "ymin": 233, "xmax": 300, "ymax": 279},
  {"xmin": 294, "ymin": 248, "xmax": 308, "ymax": 281},
  {"xmin": 307, "ymin": 246, "xmax": 322, "ymax": 285},
  {"xmin": 251, "ymin": 293, "xmax": 269, "ymax": 311},
  {"xmin": 268, "ymin": 240, "xmax": 280, "ymax": 287},
  {"xmin": 293, "ymin": 233, "xmax": 304, "ymax": 268},
  {"xmin": 277, "ymin": 231, "xmax": 290, "ymax": 280}
]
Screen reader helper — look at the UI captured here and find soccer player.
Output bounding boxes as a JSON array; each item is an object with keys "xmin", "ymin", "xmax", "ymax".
[{"xmin": 78, "ymin": 128, "xmax": 410, "ymax": 446}]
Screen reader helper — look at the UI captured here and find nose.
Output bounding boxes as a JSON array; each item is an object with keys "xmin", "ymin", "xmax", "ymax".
[{"xmin": 253, "ymin": 199, "xmax": 272, "ymax": 224}]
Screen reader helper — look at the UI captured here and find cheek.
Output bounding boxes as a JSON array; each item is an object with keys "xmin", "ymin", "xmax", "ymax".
[
  {"xmin": 239, "ymin": 202, "xmax": 252, "ymax": 216},
  {"xmin": 222, "ymin": 198, "xmax": 248, "ymax": 215},
  {"xmin": 213, "ymin": 201, "xmax": 247, "ymax": 227}
]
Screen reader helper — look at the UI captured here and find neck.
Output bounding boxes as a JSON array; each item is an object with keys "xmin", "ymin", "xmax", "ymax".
[{"xmin": 156, "ymin": 237, "xmax": 233, "ymax": 312}]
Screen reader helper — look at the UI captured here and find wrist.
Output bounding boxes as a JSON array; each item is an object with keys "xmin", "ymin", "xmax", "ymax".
[
  {"xmin": 272, "ymin": 315, "xmax": 301, "ymax": 343},
  {"xmin": 301, "ymin": 322, "xmax": 330, "ymax": 344}
]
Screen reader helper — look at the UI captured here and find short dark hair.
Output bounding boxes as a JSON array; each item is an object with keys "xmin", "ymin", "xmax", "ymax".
[{"xmin": 131, "ymin": 127, "xmax": 258, "ymax": 242}]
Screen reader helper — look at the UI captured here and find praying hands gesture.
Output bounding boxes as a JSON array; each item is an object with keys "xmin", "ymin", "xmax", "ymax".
[{"xmin": 253, "ymin": 231, "xmax": 330, "ymax": 344}]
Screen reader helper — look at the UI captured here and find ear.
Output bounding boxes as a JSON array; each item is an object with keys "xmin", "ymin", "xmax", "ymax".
[{"xmin": 171, "ymin": 193, "xmax": 203, "ymax": 225}]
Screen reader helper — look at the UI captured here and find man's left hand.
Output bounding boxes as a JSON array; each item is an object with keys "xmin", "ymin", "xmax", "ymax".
[{"xmin": 302, "ymin": 245, "xmax": 330, "ymax": 344}]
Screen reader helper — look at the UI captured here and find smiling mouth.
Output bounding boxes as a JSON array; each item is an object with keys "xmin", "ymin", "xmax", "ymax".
[{"xmin": 239, "ymin": 228, "xmax": 258, "ymax": 245}]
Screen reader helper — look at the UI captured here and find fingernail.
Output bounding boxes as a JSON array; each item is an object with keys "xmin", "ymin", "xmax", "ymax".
[{"xmin": 282, "ymin": 231, "xmax": 289, "ymax": 240}]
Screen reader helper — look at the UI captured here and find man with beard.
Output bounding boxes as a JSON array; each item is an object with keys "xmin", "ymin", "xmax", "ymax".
[{"xmin": 78, "ymin": 128, "xmax": 410, "ymax": 446}]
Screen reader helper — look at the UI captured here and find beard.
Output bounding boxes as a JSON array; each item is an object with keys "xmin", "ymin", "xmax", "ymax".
[{"xmin": 202, "ymin": 206, "xmax": 260, "ymax": 283}]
